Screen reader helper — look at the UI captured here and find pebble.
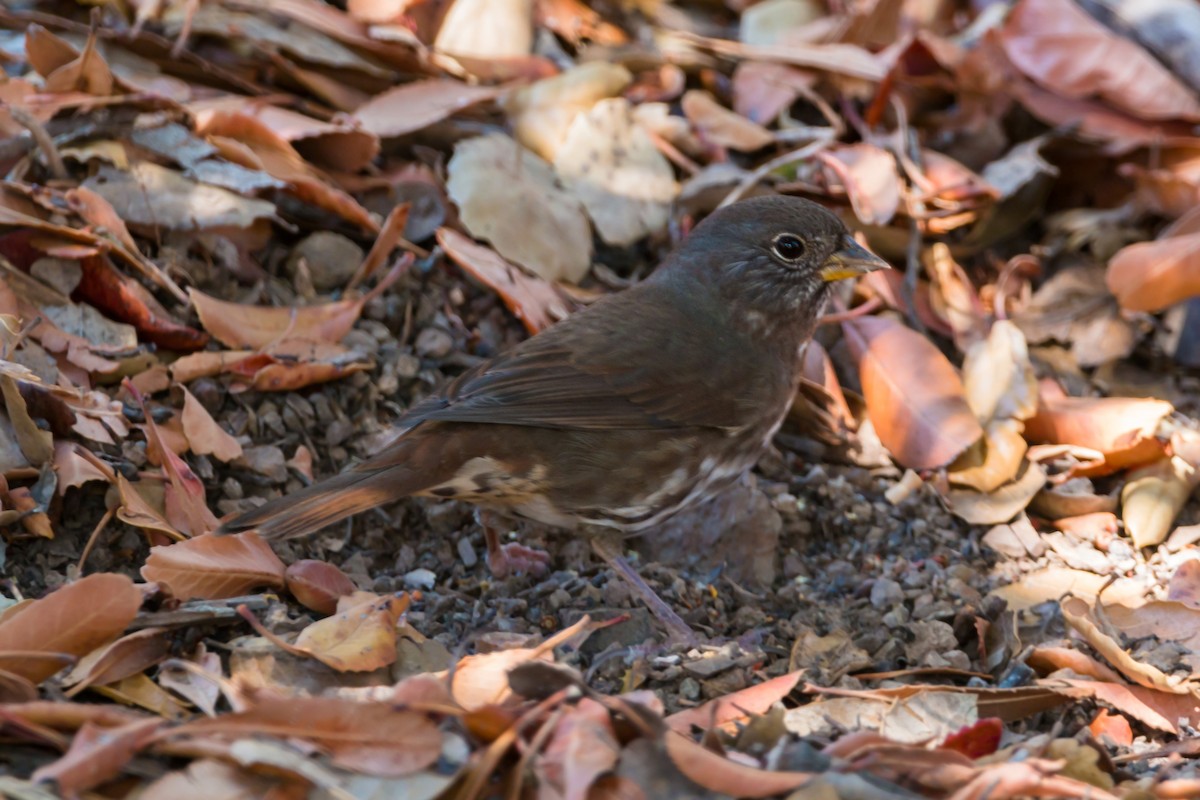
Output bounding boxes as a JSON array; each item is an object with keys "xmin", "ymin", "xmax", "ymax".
[
  {"xmin": 286, "ymin": 231, "xmax": 363, "ymax": 292},
  {"xmin": 239, "ymin": 445, "xmax": 288, "ymax": 483},
  {"xmin": 870, "ymin": 578, "xmax": 903, "ymax": 608},
  {"xmin": 403, "ymin": 568, "xmax": 437, "ymax": 590},
  {"xmin": 456, "ymin": 536, "xmax": 478, "ymax": 568},
  {"xmin": 416, "ymin": 327, "xmax": 455, "ymax": 358},
  {"xmin": 680, "ymin": 677, "xmax": 701, "ymax": 701}
]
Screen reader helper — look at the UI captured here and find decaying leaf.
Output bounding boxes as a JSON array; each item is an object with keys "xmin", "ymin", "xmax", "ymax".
[
  {"xmin": 843, "ymin": 314, "xmax": 983, "ymax": 470},
  {"xmin": 447, "ymin": 134, "xmax": 593, "ymax": 283},
  {"xmin": 141, "ymin": 533, "xmax": 286, "ymax": 601}
]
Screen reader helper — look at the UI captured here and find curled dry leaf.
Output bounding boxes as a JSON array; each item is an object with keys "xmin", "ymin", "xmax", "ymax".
[
  {"xmin": 141, "ymin": 533, "xmax": 286, "ymax": 601},
  {"xmin": 173, "ymin": 342, "xmax": 374, "ymax": 392},
  {"xmin": 681, "ymin": 90, "xmax": 775, "ymax": 152},
  {"xmin": 1023, "ymin": 393, "xmax": 1171, "ymax": 475},
  {"xmin": 506, "ymin": 62, "xmax": 633, "ymax": 161},
  {"xmin": 170, "ymin": 694, "xmax": 442, "ymax": 777},
  {"xmin": 447, "ymin": 133, "xmax": 592, "ymax": 284},
  {"xmin": 536, "ymin": 698, "xmax": 620, "ymax": 800},
  {"xmin": 285, "ymin": 559, "xmax": 358, "ymax": 615},
  {"xmin": 946, "ymin": 460, "xmax": 1047, "ymax": 526},
  {"xmin": 291, "ymin": 593, "xmax": 407, "ymax": 672},
  {"xmin": 1121, "ymin": 455, "xmax": 1199, "ymax": 549},
  {"xmin": 732, "ymin": 61, "xmax": 816, "ymax": 125},
  {"xmin": 665, "ymin": 670, "xmax": 802, "ymax": 734},
  {"xmin": 61, "ymin": 628, "xmax": 171, "ymax": 698},
  {"xmin": 961, "ymin": 320, "xmax": 1038, "ymax": 424},
  {"xmin": 75, "ymin": 256, "xmax": 209, "ymax": 351},
  {"xmin": 843, "ymin": 314, "xmax": 983, "ymax": 470},
  {"xmin": 998, "ymin": 0, "xmax": 1200, "ymax": 122},
  {"xmin": 664, "ymin": 731, "xmax": 812, "ymax": 798},
  {"xmin": 1103, "ymin": 599, "xmax": 1200, "ymax": 655},
  {"xmin": 554, "ymin": 98, "xmax": 678, "ymax": 246},
  {"xmin": 0, "ymin": 573, "xmax": 143, "ymax": 684},
  {"xmin": 818, "ymin": 144, "xmax": 902, "ymax": 226},
  {"xmin": 1060, "ymin": 597, "xmax": 1185, "ymax": 694},
  {"xmin": 180, "ymin": 386, "xmax": 242, "ymax": 463},
  {"xmin": 436, "ymin": 227, "xmax": 571, "ymax": 335},
  {"xmin": 1107, "ymin": 232, "xmax": 1200, "ymax": 313},
  {"xmin": 31, "ymin": 718, "xmax": 163, "ymax": 797},
  {"xmin": 948, "ymin": 419, "xmax": 1028, "ymax": 493}
]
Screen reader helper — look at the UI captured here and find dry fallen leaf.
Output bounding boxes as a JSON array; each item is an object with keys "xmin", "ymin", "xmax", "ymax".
[
  {"xmin": 180, "ymin": 386, "xmax": 242, "ymax": 463},
  {"xmin": 1107, "ymin": 232, "xmax": 1200, "ymax": 313},
  {"xmin": 819, "ymin": 143, "xmax": 902, "ymax": 226},
  {"xmin": 506, "ymin": 62, "xmax": 632, "ymax": 161},
  {"xmin": 141, "ymin": 533, "xmax": 286, "ymax": 601},
  {"xmin": 447, "ymin": 133, "xmax": 592, "ymax": 284},
  {"xmin": 843, "ymin": 314, "xmax": 983, "ymax": 470},
  {"xmin": 681, "ymin": 89, "xmax": 775, "ymax": 152},
  {"xmin": 553, "ymin": 98, "xmax": 678, "ymax": 246},
  {"xmin": 0, "ymin": 573, "xmax": 142, "ymax": 684},
  {"xmin": 291, "ymin": 593, "xmax": 407, "ymax": 672},
  {"xmin": 1023, "ymin": 393, "xmax": 1171, "ymax": 475}
]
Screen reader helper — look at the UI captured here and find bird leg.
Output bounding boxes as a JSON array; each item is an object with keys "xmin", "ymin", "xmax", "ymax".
[
  {"xmin": 590, "ymin": 535, "xmax": 699, "ymax": 646},
  {"xmin": 477, "ymin": 509, "xmax": 551, "ymax": 578}
]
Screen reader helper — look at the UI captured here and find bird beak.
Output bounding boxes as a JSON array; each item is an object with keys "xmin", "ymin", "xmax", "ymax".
[{"xmin": 820, "ymin": 235, "xmax": 890, "ymax": 282}]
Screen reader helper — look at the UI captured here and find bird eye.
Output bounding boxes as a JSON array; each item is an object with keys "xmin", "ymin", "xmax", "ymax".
[{"xmin": 772, "ymin": 234, "xmax": 807, "ymax": 262}]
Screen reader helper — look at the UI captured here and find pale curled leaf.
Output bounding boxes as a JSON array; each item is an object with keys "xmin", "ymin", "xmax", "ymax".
[
  {"xmin": 1121, "ymin": 455, "xmax": 1198, "ymax": 549},
  {"xmin": 1107, "ymin": 232, "xmax": 1200, "ymax": 312},
  {"xmin": 180, "ymin": 386, "xmax": 242, "ymax": 462},
  {"xmin": 553, "ymin": 98, "xmax": 677, "ymax": 246},
  {"xmin": 447, "ymin": 133, "xmax": 592, "ymax": 283},
  {"xmin": 141, "ymin": 533, "xmax": 286, "ymax": 601},
  {"xmin": 843, "ymin": 315, "xmax": 983, "ymax": 470}
]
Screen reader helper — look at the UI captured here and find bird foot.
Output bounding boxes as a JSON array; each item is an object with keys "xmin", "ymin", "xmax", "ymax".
[{"xmin": 486, "ymin": 541, "xmax": 552, "ymax": 579}]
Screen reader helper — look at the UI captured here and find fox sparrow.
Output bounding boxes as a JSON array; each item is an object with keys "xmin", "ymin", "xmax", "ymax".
[{"xmin": 220, "ymin": 195, "xmax": 888, "ymax": 636}]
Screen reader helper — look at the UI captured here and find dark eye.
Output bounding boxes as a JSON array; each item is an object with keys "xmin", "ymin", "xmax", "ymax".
[{"xmin": 772, "ymin": 234, "xmax": 807, "ymax": 262}]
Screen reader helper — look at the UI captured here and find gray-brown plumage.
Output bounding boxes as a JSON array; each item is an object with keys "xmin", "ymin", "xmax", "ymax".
[{"xmin": 218, "ymin": 195, "xmax": 888, "ymax": 578}]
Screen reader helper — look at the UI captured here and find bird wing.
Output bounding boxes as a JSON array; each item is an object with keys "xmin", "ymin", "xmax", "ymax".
[{"xmin": 397, "ymin": 286, "xmax": 769, "ymax": 433}]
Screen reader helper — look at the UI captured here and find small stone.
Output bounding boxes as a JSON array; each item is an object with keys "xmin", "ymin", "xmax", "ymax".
[
  {"xmin": 239, "ymin": 445, "xmax": 288, "ymax": 483},
  {"xmin": 870, "ymin": 578, "xmax": 903, "ymax": 608},
  {"xmin": 403, "ymin": 568, "xmax": 437, "ymax": 590},
  {"xmin": 680, "ymin": 677, "xmax": 701, "ymax": 701},
  {"xmin": 415, "ymin": 327, "xmax": 454, "ymax": 359},
  {"xmin": 395, "ymin": 353, "xmax": 421, "ymax": 379},
  {"xmin": 286, "ymin": 231, "xmax": 363, "ymax": 292},
  {"xmin": 457, "ymin": 536, "xmax": 478, "ymax": 568}
]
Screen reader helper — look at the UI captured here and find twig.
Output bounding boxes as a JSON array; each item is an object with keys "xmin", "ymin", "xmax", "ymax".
[
  {"xmin": 77, "ymin": 506, "xmax": 116, "ymax": 572},
  {"xmin": 720, "ymin": 136, "xmax": 834, "ymax": 207},
  {"xmin": 7, "ymin": 106, "xmax": 67, "ymax": 180}
]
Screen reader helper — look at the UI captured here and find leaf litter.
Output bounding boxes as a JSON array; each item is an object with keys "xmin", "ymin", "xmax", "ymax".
[{"xmin": 4, "ymin": 0, "xmax": 1200, "ymax": 797}]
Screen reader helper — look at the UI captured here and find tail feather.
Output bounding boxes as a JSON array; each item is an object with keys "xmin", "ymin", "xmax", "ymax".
[{"xmin": 217, "ymin": 469, "xmax": 400, "ymax": 541}]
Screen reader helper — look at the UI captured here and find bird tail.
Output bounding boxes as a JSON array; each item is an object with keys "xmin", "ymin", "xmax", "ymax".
[{"xmin": 216, "ymin": 469, "xmax": 401, "ymax": 541}]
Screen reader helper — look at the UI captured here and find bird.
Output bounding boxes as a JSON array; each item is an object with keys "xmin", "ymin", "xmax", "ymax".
[{"xmin": 219, "ymin": 195, "xmax": 889, "ymax": 637}]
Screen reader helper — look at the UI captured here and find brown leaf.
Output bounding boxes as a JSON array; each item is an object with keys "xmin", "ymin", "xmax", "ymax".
[
  {"xmin": 843, "ymin": 315, "xmax": 983, "ymax": 470},
  {"xmin": 1107, "ymin": 232, "xmax": 1200, "ymax": 313},
  {"xmin": 0, "ymin": 573, "xmax": 142, "ymax": 683},
  {"xmin": 819, "ymin": 144, "xmax": 902, "ymax": 226},
  {"xmin": 1054, "ymin": 678, "xmax": 1200, "ymax": 733},
  {"xmin": 948, "ymin": 419, "xmax": 1028, "ymax": 493},
  {"xmin": 506, "ymin": 63, "xmax": 632, "ymax": 161},
  {"xmin": 169, "ymin": 693, "xmax": 442, "ymax": 777},
  {"xmin": 732, "ymin": 61, "xmax": 815, "ymax": 125},
  {"xmin": 437, "ymin": 227, "xmax": 571, "ymax": 335},
  {"xmin": 292, "ymin": 594, "xmax": 406, "ymax": 672},
  {"xmin": 682, "ymin": 89, "xmax": 774, "ymax": 152},
  {"xmin": 665, "ymin": 731, "xmax": 812, "ymax": 798},
  {"xmin": 1023, "ymin": 393, "xmax": 1171, "ymax": 475},
  {"xmin": 1061, "ymin": 597, "xmax": 1184, "ymax": 694},
  {"xmin": 285, "ymin": 559, "xmax": 358, "ymax": 615},
  {"xmin": 1167, "ymin": 559, "xmax": 1200, "ymax": 609},
  {"xmin": 180, "ymin": 387, "xmax": 242, "ymax": 463},
  {"xmin": 998, "ymin": 0, "xmax": 1200, "ymax": 122},
  {"xmin": 75, "ymin": 256, "xmax": 209, "ymax": 351},
  {"xmin": 665, "ymin": 671, "xmax": 803, "ymax": 734},
  {"xmin": 31, "ymin": 718, "xmax": 162, "ymax": 796},
  {"xmin": 141, "ymin": 533, "xmax": 286, "ymax": 601},
  {"xmin": 189, "ymin": 290, "xmax": 368, "ymax": 350},
  {"xmin": 231, "ymin": 341, "xmax": 375, "ymax": 392},
  {"xmin": 62, "ymin": 628, "xmax": 171, "ymax": 698},
  {"xmin": 353, "ymin": 79, "xmax": 503, "ymax": 139},
  {"xmin": 115, "ymin": 474, "xmax": 180, "ymax": 539}
]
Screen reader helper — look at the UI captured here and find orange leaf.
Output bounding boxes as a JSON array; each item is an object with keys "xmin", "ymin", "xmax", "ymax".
[
  {"xmin": 189, "ymin": 289, "xmax": 367, "ymax": 349},
  {"xmin": 292, "ymin": 594, "xmax": 406, "ymax": 672},
  {"xmin": 0, "ymin": 573, "xmax": 142, "ymax": 683},
  {"xmin": 169, "ymin": 694, "xmax": 441, "ymax": 777},
  {"xmin": 141, "ymin": 533, "xmax": 286, "ymax": 601},
  {"xmin": 285, "ymin": 559, "xmax": 357, "ymax": 615},
  {"xmin": 1023, "ymin": 393, "xmax": 1171, "ymax": 474},
  {"xmin": 1107, "ymin": 232, "xmax": 1200, "ymax": 312},
  {"xmin": 843, "ymin": 315, "xmax": 982, "ymax": 470},
  {"xmin": 180, "ymin": 386, "xmax": 242, "ymax": 463},
  {"xmin": 31, "ymin": 718, "xmax": 162, "ymax": 796}
]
